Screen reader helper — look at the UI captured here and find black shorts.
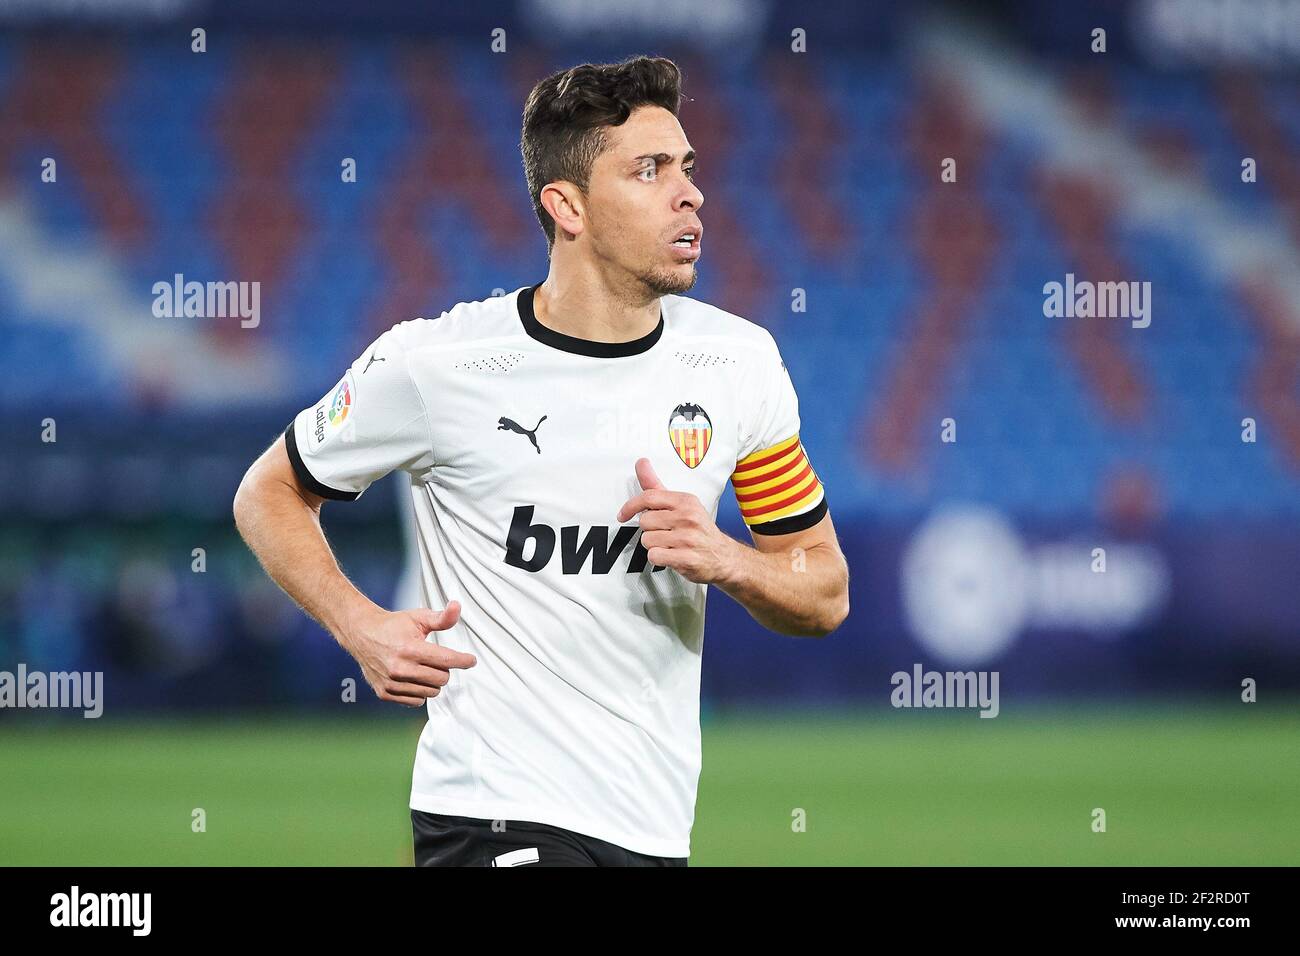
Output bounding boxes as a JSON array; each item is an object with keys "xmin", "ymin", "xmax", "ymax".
[{"xmin": 411, "ymin": 809, "xmax": 688, "ymax": 867}]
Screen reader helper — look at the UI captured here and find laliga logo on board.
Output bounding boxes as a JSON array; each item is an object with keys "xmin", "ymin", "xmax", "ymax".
[
  {"xmin": 900, "ymin": 506, "xmax": 1170, "ymax": 667},
  {"xmin": 668, "ymin": 403, "xmax": 711, "ymax": 468}
]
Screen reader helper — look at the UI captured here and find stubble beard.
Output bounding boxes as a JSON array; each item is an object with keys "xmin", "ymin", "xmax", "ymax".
[{"xmin": 639, "ymin": 263, "xmax": 698, "ymax": 296}]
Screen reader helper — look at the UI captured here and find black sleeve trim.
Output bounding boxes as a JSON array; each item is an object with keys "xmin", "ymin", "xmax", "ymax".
[
  {"xmin": 283, "ymin": 422, "xmax": 360, "ymax": 501},
  {"xmin": 749, "ymin": 496, "xmax": 829, "ymax": 535}
]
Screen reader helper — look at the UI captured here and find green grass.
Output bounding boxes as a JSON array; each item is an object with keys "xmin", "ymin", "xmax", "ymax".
[{"xmin": 1, "ymin": 704, "xmax": 1296, "ymax": 865}]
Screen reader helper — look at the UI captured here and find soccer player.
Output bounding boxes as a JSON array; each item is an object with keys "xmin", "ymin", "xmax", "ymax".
[{"xmin": 233, "ymin": 55, "xmax": 849, "ymax": 867}]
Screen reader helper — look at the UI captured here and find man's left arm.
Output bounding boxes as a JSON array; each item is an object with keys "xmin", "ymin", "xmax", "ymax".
[
  {"xmin": 618, "ymin": 457, "xmax": 850, "ymax": 638},
  {"xmin": 618, "ymin": 327, "xmax": 849, "ymax": 637},
  {"xmin": 715, "ymin": 507, "xmax": 849, "ymax": 637},
  {"xmin": 717, "ymin": 329, "xmax": 849, "ymax": 636}
]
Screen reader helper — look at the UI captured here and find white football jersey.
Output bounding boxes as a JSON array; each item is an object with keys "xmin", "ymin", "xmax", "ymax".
[{"xmin": 286, "ymin": 284, "xmax": 828, "ymax": 857}]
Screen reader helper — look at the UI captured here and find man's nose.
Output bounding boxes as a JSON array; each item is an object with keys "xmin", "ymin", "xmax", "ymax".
[{"xmin": 677, "ymin": 181, "xmax": 703, "ymax": 211}]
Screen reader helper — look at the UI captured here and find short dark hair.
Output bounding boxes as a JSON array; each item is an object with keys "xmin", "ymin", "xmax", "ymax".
[{"xmin": 520, "ymin": 56, "xmax": 684, "ymax": 251}]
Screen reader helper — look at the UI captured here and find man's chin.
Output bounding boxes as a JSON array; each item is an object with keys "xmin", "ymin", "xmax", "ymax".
[{"xmin": 641, "ymin": 264, "xmax": 698, "ymax": 296}]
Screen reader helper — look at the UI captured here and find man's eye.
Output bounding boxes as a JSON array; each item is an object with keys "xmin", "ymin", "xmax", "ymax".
[
  {"xmin": 684, "ymin": 166, "xmax": 696, "ymax": 180},
  {"xmin": 638, "ymin": 165, "xmax": 657, "ymax": 181}
]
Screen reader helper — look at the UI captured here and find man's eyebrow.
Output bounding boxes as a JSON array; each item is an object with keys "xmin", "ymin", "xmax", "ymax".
[{"xmin": 630, "ymin": 150, "xmax": 697, "ymax": 167}]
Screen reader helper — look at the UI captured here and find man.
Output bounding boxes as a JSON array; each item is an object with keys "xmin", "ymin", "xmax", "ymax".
[{"xmin": 233, "ymin": 55, "xmax": 849, "ymax": 867}]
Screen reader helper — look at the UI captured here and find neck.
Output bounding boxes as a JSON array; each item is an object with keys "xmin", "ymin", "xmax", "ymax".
[{"xmin": 535, "ymin": 260, "xmax": 662, "ymax": 344}]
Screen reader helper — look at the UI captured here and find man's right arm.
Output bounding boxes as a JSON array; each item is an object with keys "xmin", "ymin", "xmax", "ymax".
[{"xmin": 232, "ymin": 434, "xmax": 475, "ymax": 706}]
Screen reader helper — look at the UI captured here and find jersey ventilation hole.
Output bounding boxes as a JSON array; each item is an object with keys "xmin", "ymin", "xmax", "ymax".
[
  {"xmin": 674, "ymin": 350, "xmax": 736, "ymax": 368},
  {"xmin": 454, "ymin": 352, "xmax": 527, "ymax": 374}
]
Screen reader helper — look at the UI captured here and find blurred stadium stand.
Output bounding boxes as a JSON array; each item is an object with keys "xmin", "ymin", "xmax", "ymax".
[{"xmin": 1, "ymin": 0, "xmax": 1298, "ymax": 710}]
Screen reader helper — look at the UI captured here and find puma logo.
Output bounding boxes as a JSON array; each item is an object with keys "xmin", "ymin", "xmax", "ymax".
[{"xmin": 498, "ymin": 415, "xmax": 547, "ymax": 453}]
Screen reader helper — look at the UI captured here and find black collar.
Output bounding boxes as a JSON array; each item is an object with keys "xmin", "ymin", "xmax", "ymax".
[{"xmin": 517, "ymin": 284, "xmax": 664, "ymax": 357}]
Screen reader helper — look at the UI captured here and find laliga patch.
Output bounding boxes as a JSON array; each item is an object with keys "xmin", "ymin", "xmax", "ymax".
[
  {"xmin": 668, "ymin": 402, "xmax": 712, "ymax": 468},
  {"xmin": 309, "ymin": 370, "xmax": 355, "ymax": 450}
]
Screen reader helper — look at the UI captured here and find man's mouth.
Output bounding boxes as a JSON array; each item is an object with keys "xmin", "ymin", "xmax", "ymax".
[{"xmin": 670, "ymin": 226, "xmax": 702, "ymax": 259}]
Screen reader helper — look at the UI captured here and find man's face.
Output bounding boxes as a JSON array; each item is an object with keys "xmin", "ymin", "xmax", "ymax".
[{"xmin": 579, "ymin": 105, "xmax": 704, "ymax": 296}]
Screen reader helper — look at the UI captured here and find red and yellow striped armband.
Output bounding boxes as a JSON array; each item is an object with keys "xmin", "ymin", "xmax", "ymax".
[{"xmin": 730, "ymin": 433, "xmax": 828, "ymax": 535}]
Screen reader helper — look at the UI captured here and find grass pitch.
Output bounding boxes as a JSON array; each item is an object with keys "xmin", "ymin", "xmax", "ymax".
[{"xmin": 1, "ymin": 703, "xmax": 1295, "ymax": 865}]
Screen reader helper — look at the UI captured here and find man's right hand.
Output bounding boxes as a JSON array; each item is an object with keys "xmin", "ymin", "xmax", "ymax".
[{"xmin": 344, "ymin": 601, "xmax": 476, "ymax": 707}]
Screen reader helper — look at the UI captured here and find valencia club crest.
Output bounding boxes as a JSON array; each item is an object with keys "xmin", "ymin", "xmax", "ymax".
[{"xmin": 668, "ymin": 403, "xmax": 712, "ymax": 468}]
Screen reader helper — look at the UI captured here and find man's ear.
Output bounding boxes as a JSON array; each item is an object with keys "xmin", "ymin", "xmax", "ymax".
[{"xmin": 540, "ymin": 181, "xmax": 585, "ymax": 241}]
